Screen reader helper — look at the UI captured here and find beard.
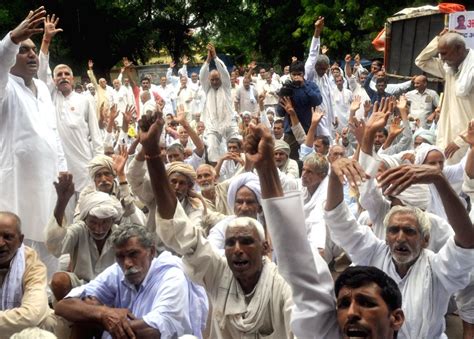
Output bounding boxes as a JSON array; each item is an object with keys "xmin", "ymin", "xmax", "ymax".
[{"xmin": 200, "ymin": 183, "xmax": 214, "ymax": 192}]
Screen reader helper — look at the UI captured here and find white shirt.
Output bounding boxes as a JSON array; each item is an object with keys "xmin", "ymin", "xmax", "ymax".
[
  {"xmin": 38, "ymin": 51, "xmax": 103, "ymax": 192},
  {"xmin": 325, "ymin": 201, "xmax": 473, "ymax": 339},
  {"xmin": 405, "ymin": 88, "xmax": 439, "ymax": 127},
  {"xmin": 199, "ymin": 57, "xmax": 235, "ymax": 133},
  {"xmin": 0, "ymin": 33, "xmax": 66, "ymax": 242},
  {"xmin": 305, "ymin": 37, "xmax": 335, "ymax": 138},
  {"xmin": 67, "ymin": 251, "xmax": 208, "ymax": 339},
  {"xmin": 156, "ymin": 85, "xmax": 176, "ymax": 115},
  {"xmin": 332, "ymin": 86, "xmax": 352, "ymax": 129}
]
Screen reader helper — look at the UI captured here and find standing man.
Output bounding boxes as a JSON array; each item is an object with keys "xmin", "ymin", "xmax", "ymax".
[
  {"xmin": 305, "ymin": 16, "xmax": 335, "ymax": 139},
  {"xmin": 415, "ymin": 31, "xmax": 474, "ymax": 164},
  {"xmin": 199, "ymin": 43, "xmax": 240, "ymax": 163},
  {"xmin": 38, "ymin": 14, "xmax": 103, "ymax": 218},
  {"xmin": 405, "ymin": 75, "xmax": 439, "ymax": 128},
  {"xmin": 0, "ymin": 7, "xmax": 66, "ymax": 271}
]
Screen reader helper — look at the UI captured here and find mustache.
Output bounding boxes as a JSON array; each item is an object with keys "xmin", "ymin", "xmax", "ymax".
[{"xmin": 124, "ymin": 267, "xmax": 141, "ymax": 276}]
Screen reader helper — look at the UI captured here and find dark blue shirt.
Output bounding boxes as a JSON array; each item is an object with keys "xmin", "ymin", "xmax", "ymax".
[{"xmin": 276, "ymin": 80, "xmax": 322, "ymax": 133}]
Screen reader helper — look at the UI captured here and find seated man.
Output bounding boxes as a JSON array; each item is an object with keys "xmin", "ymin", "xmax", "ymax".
[
  {"xmin": 244, "ymin": 122, "xmax": 405, "ymax": 338},
  {"xmin": 138, "ymin": 113, "xmax": 294, "ymax": 338},
  {"xmin": 215, "ymin": 137, "xmax": 245, "ymax": 182},
  {"xmin": 55, "ymin": 224, "xmax": 208, "ymax": 339},
  {"xmin": 273, "ymin": 139, "xmax": 299, "ymax": 178},
  {"xmin": 166, "ymin": 161, "xmax": 205, "ymax": 226},
  {"xmin": 46, "ymin": 173, "xmax": 124, "ymax": 301},
  {"xmin": 196, "ymin": 164, "xmax": 233, "ymax": 216},
  {"xmin": 207, "ymin": 172, "xmax": 264, "ymax": 252},
  {"xmin": 325, "ymin": 157, "xmax": 474, "ymax": 338},
  {"xmin": 76, "ymin": 154, "xmax": 145, "ymax": 225},
  {"xmin": 0, "ymin": 212, "xmax": 55, "ymax": 337}
]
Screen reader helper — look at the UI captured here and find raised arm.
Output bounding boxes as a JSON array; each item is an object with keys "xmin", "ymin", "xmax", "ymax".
[
  {"xmin": 0, "ymin": 7, "xmax": 46, "ymax": 103},
  {"xmin": 175, "ymin": 105, "xmax": 205, "ymax": 157},
  {"xmin": 38, "ymin": 14, "xmax": 62, "ymax": 92},
  {"xmin": 304, "ymin": 16, "xmax": 324, "ymax": 81},
  {"xmin": 87, "ymin": 60, "xmax": 99, "ymax": 88},
  {"xmin": 361, "ymin": 98, "xmax": 392, "ymax": 156},
  {"xmin": 414, "ymin": 34, "xmax": 445, "ymax": 79},
  {"xmin": 247, "ymin": 123, "xmax": 340, "ymax": 337}
]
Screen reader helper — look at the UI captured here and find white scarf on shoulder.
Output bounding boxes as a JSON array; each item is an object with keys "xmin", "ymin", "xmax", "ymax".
[
  {"xmin": 216, "ymin": 258, "xmax": 277, "ymax": 333},
  {"xmin": 1, "ymin": 244, "xmax": 25, "ymax": 310}
]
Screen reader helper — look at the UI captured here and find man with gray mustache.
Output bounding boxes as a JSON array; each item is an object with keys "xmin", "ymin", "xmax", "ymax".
[
  {"xmin": 55, "ymin": 224, "xmax": 208, "ymax": 339},
  {"xmin": 37, "ymin": 14, "xmax": 103, "ymax": 220}
]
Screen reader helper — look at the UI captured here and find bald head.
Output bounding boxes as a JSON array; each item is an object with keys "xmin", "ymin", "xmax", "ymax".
[
  {"xmin": 209, "ymin": 70, "xmax": 222, "ymax": 90},
  {"xmin": 414, "ymin": 75, "xmax": 427, "ymax": 93}
]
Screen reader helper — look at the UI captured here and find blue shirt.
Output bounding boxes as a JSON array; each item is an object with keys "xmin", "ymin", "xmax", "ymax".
[
  {"xmin": 276, "ymin": 80, "xmax": 322, "ymax": 133},
  {"xmin": 67, "ymin": 251, "xmax": 208, "ymax": 339}
]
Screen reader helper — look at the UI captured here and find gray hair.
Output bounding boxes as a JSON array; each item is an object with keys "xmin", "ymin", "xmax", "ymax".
[
  {"xmin": 111, "ymin": 224, "xmax": 156, "ymax": 249},
  {"xmin": 315, "ymin": 55, "xmax": 330, "ymax": 66},
  {"xmin": 10, "ymin": 327, "xmax": 57, "ymax": 339},
  {"xmin": 303, "ymin": 153, "xmax": 329, "ymax": 177},
  {"xmin": 227, "ymin": 217, "xmax": 265, "ymax": 242},
  {"xmin": 53, "ymin": 64, "xmax": 73, "ymax": 77},
  {"xmin": 383, "ymin": 206, "xmax": 431, "ymax": 240},
  {"xmin": 0, "ymin": 211, "xmax": 22, "ymax": 234},
  {"xmin": 439, "ymin": 32, "xmax": 466, "ymax": 49}
]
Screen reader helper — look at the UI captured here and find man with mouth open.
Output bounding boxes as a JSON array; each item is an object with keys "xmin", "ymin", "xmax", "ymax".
[
  {"xmin": 244, "ymin": 123, "xmax": 405, "ymax": 339},
  {"xmin": 38, "ymin": 13, "xmax": 103, "ymax": 221},
  {"xmin": 323, "ymin": 157, "xmax": 474, "ymax": 338},
  {"xmin": 0, "ymin": 7, "xmax": 67, "ymax": 278},
  {"xmin": 139, "ymin": 112, "xmax": 294, "ymax": 338}
]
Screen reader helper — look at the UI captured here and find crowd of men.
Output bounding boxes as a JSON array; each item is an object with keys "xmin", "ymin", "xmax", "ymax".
[{"xmin": 0, "ymin": 6, "xmax": 473, "ymax": 339}]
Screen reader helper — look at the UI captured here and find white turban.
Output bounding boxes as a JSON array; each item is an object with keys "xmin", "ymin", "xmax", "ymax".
[
  {"xmin": 395, "ymin": 183, "xmax": 431, "ymax": 211},
  {"xmin": 227, "ymin": 172, "xmax": 262, "ymax": 211},
  {"xmin": 378, "ymin": 154, "xmax": 400, "ymax": 169},
  {"xmin": 78, "ymin": 191, "xmax": 123, "ymax": 221},
  {"xmin": 413, "ymin": 128, "xmax": 436, "ymax": 145},
  {"xmin": 415, "ymin": 143, "xmax": 444, "ymax": 165},
  {"xmin": 88, "ymin": 155, "xmax": 116, "ymax": 179}
]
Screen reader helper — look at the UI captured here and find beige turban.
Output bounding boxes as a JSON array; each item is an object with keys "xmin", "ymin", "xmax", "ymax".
[
  {"xmin": 78, "ymin": 191, "xmax": 123, "ymax": 221},
  {"xmin": 88, "ymin": 155, "xmax": 116, "ymax": 179},
  {"xmin": 166, "ymin": 162, "xmax": 197, "ymax": 182},
  {"xmin": 274, "ymin": 139, "xmax": 290, "ymax": 156},
  {"xmin": 166, "ymin": 162, "xmax": 202, "ymax": 209}
]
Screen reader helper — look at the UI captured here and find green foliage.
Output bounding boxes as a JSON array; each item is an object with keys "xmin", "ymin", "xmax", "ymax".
[{"xmin": 1, "ymin": 0, "xmax": 473, "ymax": 77}]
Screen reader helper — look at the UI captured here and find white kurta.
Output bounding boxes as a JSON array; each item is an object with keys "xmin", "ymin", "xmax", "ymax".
[
  {"xmin": 0, "ymin": 33, "xmax": 66, "ymax": 242},
  {"xmin": 38, "ymin": 51, "xmax": 103, "ymax": 192},
  {"xmin": 155, "ymin": 201, "xmax": 294, "ymax": 338},
  {"xmin": 332, "ymin": 86, "xmax": 352, "ymax": 130},
  {"xmin": 262, "ymin": 192, "xmax": 340, "ymax": 338},
  {"xmin": 326, "ymin": 201, "xmax": 473, "ymax": 339},
  {"xmin": 415, "ymin": 37, "xmax": 474, "ymax": 164},
  {"xmin": 304, "ymin": 37, "xmax": 335, "ymax": 139}
]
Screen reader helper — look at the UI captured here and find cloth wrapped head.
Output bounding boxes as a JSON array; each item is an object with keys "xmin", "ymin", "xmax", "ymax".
[
  {"xmin": 414, "ymin": 143, "xmax": 445, "ymax": 165},
  {"xmin": 413, "ymin": 129, "xmax": 436, "ymax": 146},
  {"xmin": 78, "ymin": 191, "xmax": 123, "ymax": 221},
  {"xmin": 88, "ymin": 155, "xmax": 116, "ymax": 179},
  {"xmin": 376, "ymin": 155, "xmax": 431, "ymax": 210},
  {"xmin": 378, "ymin": 154, "xmax": 400, "ymax": 170},
  {"xmin": 166, "ymin": 162, "xmax": 202, "ymax": 209},
  {"xmin": 273, "ymin": 139, "xmax": 290, "ymax": 156},
  {"xmin": 227, "ymin": 172, "xmax": 262, "ymax": 211},
  {"xmin": 166, "ymin": 162, "xmax": 197, "ymax": 182}
]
